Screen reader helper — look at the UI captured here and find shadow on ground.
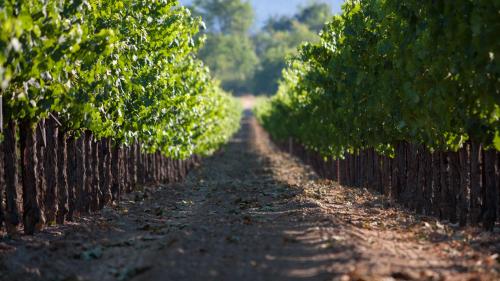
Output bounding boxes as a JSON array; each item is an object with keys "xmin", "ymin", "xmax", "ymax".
[{"xmin": 1, "ymin": 110, "xmax": 498, "ymax": 281}]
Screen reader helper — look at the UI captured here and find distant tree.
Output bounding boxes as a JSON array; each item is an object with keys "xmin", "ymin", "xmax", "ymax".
[
  {"xmin": 191, "ymin": 0, "xmax": 254, "ymax": 35},
  {"xmin": 295, "ymin": 2, "xmax": 332, "ymax": 32},
  {"xmin": 188, "ymin": 0, "xmax": 333, "ymax": 95},
  {"xmin": 251, "ymin": 2, "xmax": 332, "ymax": 95},
  {"xmin": 190, "ymin": 0, "xmax": 258, "ymax": 93},
  {"xmin": 199, "ymin": 35, "xmax": 258, "ymax": 93},
  {"xmin": 263, "ymin": 16, "xmax": 294, "ymax": 32},
  {"xmin": 252, "ymin": 22, "xmax": 317, "ymax": 95}
]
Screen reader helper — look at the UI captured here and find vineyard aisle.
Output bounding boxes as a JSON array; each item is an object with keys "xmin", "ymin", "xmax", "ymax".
[{"xmin": 1, "ymin": 99, "xmax": 499, "ymax": 281}]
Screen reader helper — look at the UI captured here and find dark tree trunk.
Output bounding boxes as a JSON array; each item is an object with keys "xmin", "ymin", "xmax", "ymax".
[
  {"xmin": 398, "ymin": 142, "xmax": 408, "ymax": 202},
  {"xmin": 382, "ymin": 156, "xmax": 392, "ymax": 196},
  {"xmin": 469, "ymin": 142, "xmax": 482, "ymax": 224},
  {"xmin": 123, "ymin": 147, "xmax": 130, "ymax": 193},
  {"xmin": 350, "ymin": 154, "xmax": 355, "ymax": 186},
  {"xmin": 67, "ymin": 137, "xmax": 77, "ymax": 220},
  {"xmin": 137, "ymin": 143, "xmax": 143, "ymax": 185},
  {"xmin": 447, "ymin": 151, "xmax": 459, "ymax": 223},
  {"xmin": 145, "ymin": 151, "xmax": 150, "ymax": 184},
  {"xmin": 497, "ymin": 151, "xmax": 500, "ymax": 225},
  {"xmin": 422, "ymin": 149, "xmax": 433, "ymax": 215},
  {"xmin": 179, "ymin": 160, "xmax": 187, "ymax": 181},
  {"xmin": 373, "ymin": 153, "xmax": 379, "ymax": 193},
  {"xmin": 342, "ymin": 158, "xmax": 348, "ymax": 186},
  {"xmin": 105, "ymin": 139, "xmax": 113, "ymax": 205},
  {"xmin": 414, "ymin": 145, "xmax": 424, "ymax": 213},
  {"xmin": 149, "ymin": 152, "xmax": 155, "ymax": 184},
  {"xmin": 44, "ymin": 117, "xmax": 58, "ymax": 224},
  {"xmin": 111, "ymin": 145, "xmax": 120, "ymax": 202},
  {"xmin": 144, "ymin": 153, "xmax": 149, "ymax": 184},
  {"xmin": 137, "ymin": 144, "xmax": 144, "ymax": 185},
  {"xmin": 156, "ymin": 152, "xmax": 161, "ymax": 183},
  {"xmin": 355, "ymin": 152, "xmax": 360, "ymax": 187},
  {"xmin": 482, "ymin": 149, "xmax": 497, "ymax": 230},
  {"xmin": 36, "ymin": 121, "xmax": 46, "ymax": 225},
  {"xmin": 439, "ymin": 152, "xmax": 451, "ymax": 220},
  {"xmin": 172, "ymin": 158, "xmax": 177, "ymax": 182},
  {"xmin": 406, "ymin": 144, "xmax": 417, "ymax": 209},
  {"xmin": 83, "ymin": 132, "xmax": 92, "ymax": 213},
  {"xmin": 457, "ymin": 145, "xmax": 469, "ymax": 226},
  {"xmin": 177, "ymin": 159, "xmax": 183, "ymax": 181},
  {"xmin": 166, "ymin": 158, "xmax": 172, "ymax": 183},
  {"xmin": 368, "ymin": 150, "xmax": 375, "ymax": 190},
  {"xmin": 158, "ymin": 153, "xmax": 164, "ymax": 183},
  {"xmin": 391, "ymin": 151, "xmax": 399, "ymax": 199},
  {"xmin": 171, "ymin": 159, "xmax": 177, "ymax": 182},
  {"xmin": 56, "ymin": 130, "xmax": 68, "ymax": 224},
  {"xmin": 344, "ymin": 154, "xmax": 350, "ymax": 186},
  {"xmin": 98, "ymin": 139, "xmax": 106, "ymax": 207},
  {"xmin": 155, "ymin": 152, "xmax": 160, "ymax": 183},
  {"xmin": 0, "ymin": 96, "xmax": 3, "ymax": 231},
  {"xmin": 20, "ymin": 120, "xmax": 44, "ymax": 234},
  {"xmin": 75, "ymin": 136, "xmax": 86, "ymax": 214},
  {"xmin": 431, "ymin": 152, "xmax": 441, "ymax": 217},
  {"xmin": 0, "ymin": 125, "xmax": 4, "ymax": 231},
  {"xmin": 91, "ymin": 138, "xmax": 100, "ymax": 212},
  {"xmin": 148, "ymin": 153, "xmax": 152, "ymax": 183},
  {"xmin": 129, "ymin": 144, "xmax": 137, "ymax": 190},
  {"xmin": 3, "ymin": 120, "xmax": 20, "ymax": 234},
  {"xmin": 99, "ymin": 138, "xmax": 111, "ymax": 208},
  {"xmin": 118, "ymin": 146, "xmax": 126, "ymax": 195}
]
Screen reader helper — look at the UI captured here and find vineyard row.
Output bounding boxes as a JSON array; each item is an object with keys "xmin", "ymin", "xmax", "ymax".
[
  {"xmin": 0, "ymin": 0, "xmax": 241, "ymax": 235},
  {"xmin": 281, "ymin": 139, "xmax": 499, "ymax": 229},
  {"xmin": 0, "ymin": 117, "xmax": 199, "ymax": 235},
  {"xmin": 257, "ymin": 0, "xmax": 499, "ymax": 229}
]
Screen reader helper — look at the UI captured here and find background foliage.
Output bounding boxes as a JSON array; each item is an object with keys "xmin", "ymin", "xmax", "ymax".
[{"xmin": 188, "ymin": 0, "xmax": 332, "ymax": 95}]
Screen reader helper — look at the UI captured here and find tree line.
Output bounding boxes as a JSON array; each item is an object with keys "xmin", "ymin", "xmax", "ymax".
[{"xmin": 188, "ymin": 0, "xmax": 333, "ymax": 95}]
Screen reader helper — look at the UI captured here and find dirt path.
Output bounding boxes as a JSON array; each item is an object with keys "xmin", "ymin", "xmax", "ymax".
[{"xmin": 1, "ymin": 109, "xmax": 499, "ymax": 281}]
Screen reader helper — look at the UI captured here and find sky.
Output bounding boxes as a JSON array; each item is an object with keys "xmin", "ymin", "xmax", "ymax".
[{"xmin": 179, "ymin": 0, "xmax": 344, "ymax": 29}]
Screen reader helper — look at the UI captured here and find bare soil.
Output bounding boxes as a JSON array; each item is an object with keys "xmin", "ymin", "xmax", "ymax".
[{"xmin": 1, "ymin": 109, "xmax": 499, "ymax": 281}]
